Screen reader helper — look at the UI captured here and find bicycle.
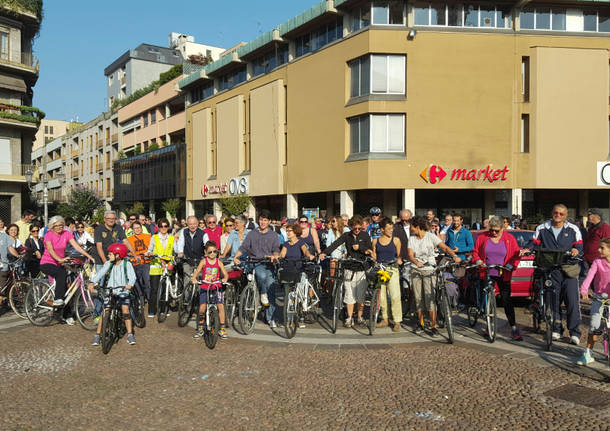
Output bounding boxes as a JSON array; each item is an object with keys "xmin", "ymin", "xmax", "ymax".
[
  {"xmin": 237, "ymin": 257, "xmax": 272, "ymax": 335},
  {"xmin": 466, "ymin": 263, "xmax": 509, "ymax": 343},
  {"xmin": 24, "ymin": 259, "xmax": 97, "ymax": 329},
  {"xmin": 197, "ymin": 279, "xmax": 227, "ymax": 350},
  {"xmin": 364, "ymin": 257, "xmax": 397, "ymax": 336},
  {"xmin": 529, "ymin": 250, "xmax": 580, "ymax": 351},
  {"xmin": 591, "ymin": 292, "xmax": 610, "ymax": 368},
  {"xmin": 222, "ymin": 259, "xmax": 246, "ymax": 329},
  {"xmin": 6, "ymin": 257, "xmax": 33, "ymax": 319},
  {"xmin": 97, "ymin": 286, "xmax": 129, "ymax": 354},
  {"xmin": 177, "ymin": 257, "xmax": 199, "ymax": 327},
  {"xmin": 325, "ymin": 258, "xmax": 349, "ymax": 334},
  {"xmin": 281, "ymin": 258, "xmax": 321, "ymax": 339},
  {"xmin": 149, "ymin": 254, "xmax": 178, "ymax": 323}
]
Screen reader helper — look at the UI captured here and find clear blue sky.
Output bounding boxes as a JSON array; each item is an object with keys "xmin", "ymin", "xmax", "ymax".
[{"xmin": 35, "ymin": 0, "xmax": 315, "ymax": 123}]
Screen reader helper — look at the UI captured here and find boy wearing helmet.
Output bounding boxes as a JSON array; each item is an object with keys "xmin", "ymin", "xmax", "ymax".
[
  {"xmin": 367, "ymin": 207, "xmax": 383, "ymax": 240},
  {"xmin": 88, "ymin": 243, "xmax": 137, "ymax": 346}
]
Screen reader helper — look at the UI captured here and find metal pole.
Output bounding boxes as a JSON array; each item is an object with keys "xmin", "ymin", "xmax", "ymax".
[{"xmin": 43, "ymin": 182, "xmax": 48, "ymax": 226}]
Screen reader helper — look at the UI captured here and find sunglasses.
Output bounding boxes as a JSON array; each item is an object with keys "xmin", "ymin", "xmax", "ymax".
[
  {"xmin": 299, "ymin": 220, "xmax": 308, "ymax": 224},
  {"xmin": 129, "ymin": 218, "xmax": 136, "ymax": 221},
  {"xmin": 352, "ymin": 227, "xmax": 362, "ymax": 231},
  {"xmin": 490, "ymin": 228, "xmax": 501, "ymax": 233},
  {"xmin": 225, "ymin": 224, "xmax": 234, "ymax": 227},
  {"xmin": 78, "ymin": 226, "xmax": 84, "ymax": 229},
  {"xmin": 160, "ymin": 224, "xmax": 169, "ymax": 228},
  {"xmin": 207, "ymin": 250, "xmax": 218, "ymax": 254},
  {"xmin": 208, "ymin": 221, "xmax": 217, "ymax": 225},
  {"xmin": 31, "ymin": 229, "xmax": 39, "ymax": 232}
]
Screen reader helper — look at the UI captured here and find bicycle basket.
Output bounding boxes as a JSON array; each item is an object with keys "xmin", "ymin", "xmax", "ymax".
[
  {"xmin": 534, "ymin": 249, "xmax": 566, "ymax": 269},
  {"xmin": 279, "ymin": 269, "xmax": 301, "ymax": 283},
  {"xmin": 365, "ymin": 267, "xmax": 379, "ymax": 283}
]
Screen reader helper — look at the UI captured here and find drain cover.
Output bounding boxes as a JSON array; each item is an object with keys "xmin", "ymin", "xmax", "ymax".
[{"xmin": 544, "ymin": 384, "xmax": 610, "ymax": 409}]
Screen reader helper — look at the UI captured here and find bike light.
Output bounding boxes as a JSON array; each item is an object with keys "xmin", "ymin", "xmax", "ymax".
[
  {"xmin": 544, "ymin": 280, "xmax": 553, "ymax": 287},
  {"xmin": 603, "ymin": 293, "xmax": 608, "ymax": 299},
  {"xmin": 247, "ymin": 273, "xmax": 254, "ymax": 281}
]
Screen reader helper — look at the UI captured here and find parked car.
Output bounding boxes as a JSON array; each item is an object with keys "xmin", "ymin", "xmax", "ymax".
[{"xmin": 468, "ymin": 229, "xmax": 535, "ymax": 298}]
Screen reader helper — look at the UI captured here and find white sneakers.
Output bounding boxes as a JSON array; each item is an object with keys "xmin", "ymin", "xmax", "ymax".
[
  {"xmin": 260, "ymin": 293, "xmax": 269, "ymax": 306},
  {"xmin": 569, "ymin": 335, "xmax": 580, "ymax": 345},
  {"xmin": 551, "ymin": 332, "xmax": 561, "ymax": 341},
  {"xmin": 576, "ymin": 351, "xmax": 595, "ymax": 366},
  {"xmin": 52, "ymin": 299, "xmax": 64, "ymax": 307}
]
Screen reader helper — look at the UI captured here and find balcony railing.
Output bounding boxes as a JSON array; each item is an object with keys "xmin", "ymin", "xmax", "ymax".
[
  {"xmin": 0, "ymin": 54, "xmax": 39, "ymax": 74},
  {"xmin": 71, "ymin": 170, "xmax": 79, "ymax": 178},
  {"xmin": 105, "ymin": 190, "xmax": 113, "ymax": 199},
  {"xmin": 21, "ymin": 52, "xmax": 39, "ymax": 69},
  {"xmin": 96, "ymin": 163, "xmax": 104, "ymax": 172},
  {"xmin": 96, "ymin": 139, "xmax": 104, "ymax": 149},
  {"xmin": 71, "ymin": 150, "xmax": 79, "ymax": 158},
  {"xmin": 111, "ymin": 133, "xmax": 118, "ymax": 143},
  {"xmin": 0, "ymin": 103, "xmax": 44, "ymax": 125}
]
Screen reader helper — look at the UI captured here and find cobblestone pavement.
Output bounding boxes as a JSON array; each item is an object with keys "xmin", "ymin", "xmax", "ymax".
[{"xmin": 0, "ymin": 304, "xmax": 609, "ymax": 431}]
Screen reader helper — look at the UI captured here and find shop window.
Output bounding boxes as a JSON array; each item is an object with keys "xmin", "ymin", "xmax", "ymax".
[
  {"xmin": 520, "ymin": 7, "xmax": 565, "ymax": 30},
  {"xmin": 521, "ymin": 114, "xmax": 529, "ymax": 153},
  {"xmin": 349, "ymin": 54, "xmax": 405, "ymax": 98},
  {"xmin": 349, "ymin": 114, "xmax": 404, "ymax": 155},
  {"xmin": 413, "ymin": 3, "xmax": 511, "ymax": 28}
]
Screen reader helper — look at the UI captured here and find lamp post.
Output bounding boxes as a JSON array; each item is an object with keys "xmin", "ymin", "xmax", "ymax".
[{"xmin": 25, "ymin": 168, "xmax": 65, "ymax": 226}]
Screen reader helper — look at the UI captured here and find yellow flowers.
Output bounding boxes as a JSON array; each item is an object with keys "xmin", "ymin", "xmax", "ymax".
[{"xmin": 377, "ymin": 269, "xmax": 391, "ymax": 283}]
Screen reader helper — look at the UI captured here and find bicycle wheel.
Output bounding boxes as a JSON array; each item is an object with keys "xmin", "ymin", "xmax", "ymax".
[
  {"xmin": 368, "ymin": 288, "xmax": 381, "ymax": 336},
  {"xmin": 157, "ymin": 278, "xmax": 168, "ymax": 323},
  {"xmin": 467, "ymin": 306, "xmax": 478, "ymax": 327},
  {"xmin": 177, "ymin": 282, "xmax": 194, "ymax": 327},
  {"xmin": 283, "ymin": 284, "xmax": 297, "ymax": 339},
  {"xmin": 204, "ymin": 307, "xmax": 220, "ymax": 349},
  {"xmin": 440, "ymin": 289, "xmax": 454, "ymax": 344},
  {"xmin": 224, "ymin": 282, "xmax": 237, "ymax": 327},
  {"xmin": 238, "ymin": 282, "xmax": 257, "ymax": 334},
  {"xmin": 101, "ymin": 308, "xmax": 116, "ymax": 354},
  {"xmin": 543, "ymin": 289, "xmax": 553, "ymax": 351},
  {"xmin": 131, "ymin": 291, "xmax": 146, "ymax": 329},
  {"xmin": 485, "ymin": 290, "xmax": 497, "ymax": 343},
  {"xmin": 74, "ymin": 288, "xmax": 98, "ymax": 331},
  {"xmin": 8, "ymin": 280, "xmax": 30, "ymax": 319},
  {"xmin": 331, "ymin": 279, "xmax": 343, "ymax": 334},
  {"xmin": 24, "ymin": 282, "xmax": 54, "ymax": 327}
]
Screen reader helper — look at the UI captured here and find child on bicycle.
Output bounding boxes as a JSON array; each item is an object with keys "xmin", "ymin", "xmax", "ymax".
[
  {"xmin": 192, "ymin": 241, "xmax": 229, "ymax": 339},
  {"xmin": 88, "ymin": 243, "xmax": 137, "ymax": 346},
  {"xmin": 577, "ymin": 237, "xmax": 610, "ymax": 365}
]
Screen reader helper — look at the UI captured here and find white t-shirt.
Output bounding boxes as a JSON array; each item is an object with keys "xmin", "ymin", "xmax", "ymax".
[{"xmin": 408, "ymin": 232, "xmax": 441, "ymax": 266}]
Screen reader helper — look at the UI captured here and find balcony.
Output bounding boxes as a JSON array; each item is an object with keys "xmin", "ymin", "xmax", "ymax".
[
  {"xmin": 71, "ymin": 149, "xmax": 79, "ymax": 158},
  {"xmin": 71, "ymin": 170, "xmax": 79, "ymax": 178},
  {"xmin": 0, "ymin": 54, "xmax": 39, "ymax": 83},
  {"xmin": 0, "ymin": 163, "xmax": 35, "ymax": 182},
  {"xmin": 105, "ymin": 190, "xmax": 113, "ymax": 199},
  {"xmin": 0, "ymin": 103, "xmax": 44, "ymax": 129},
  {"xmin": 120, "ymin": 75, "xmax": 126, "ymax": 86},
  {"xmin": 111, "ymin": 133, "xmax": 118, "ymax": 144},
  {"xmin": 96, "ymin": 163, "xmax": 104, "ymax": 172},
  {"xmin": 96, "ymin": 139, "xmax": 104, "ymax": 149}
]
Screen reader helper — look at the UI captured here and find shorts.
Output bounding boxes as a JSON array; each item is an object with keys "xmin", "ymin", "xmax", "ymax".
[
  {"xmin": 343, "ymin": 269, "xmax": 367, "ymax": 305},
  {"xmin": 589, "ymin": 299, "xmax": 604, "ymax": 333},
  {"xmin": 411, "ymin": 268, "xmax": 436, "ymax": 312},
  {"xmin": 200, "ymin": 287, "xmax": 224, "ymax": 305},
  {"xmin": 103, "ymin": 289, "xmax": 131, "ymax": 307}
]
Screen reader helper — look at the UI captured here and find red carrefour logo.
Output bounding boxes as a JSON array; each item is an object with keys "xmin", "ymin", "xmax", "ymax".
[{"xmin": 420, "ymin": 165, "xmax": 447, "ymax": 184}]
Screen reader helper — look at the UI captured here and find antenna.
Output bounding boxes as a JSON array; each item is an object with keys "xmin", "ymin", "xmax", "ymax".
[{"xmin": 257, "ymin": 20, "xmax": 262, "ymax": 35}]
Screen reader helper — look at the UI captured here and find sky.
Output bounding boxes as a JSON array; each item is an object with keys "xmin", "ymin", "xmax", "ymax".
[{"xmin": 34, "ymin": 0, "xmax": 315, "ymax": 123}]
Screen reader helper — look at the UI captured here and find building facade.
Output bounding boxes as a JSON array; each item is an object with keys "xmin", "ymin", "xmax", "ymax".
[
  {"xmin": 0, "ymin": 1, "xmax": 42, "ymax": 222},
  {"xmin": 180, "ymin": 0, "xmax": 610, "ymax": 223},
  {"xmin": 32, "ymin": 119, "xmax": 72, "ymax": 149}
]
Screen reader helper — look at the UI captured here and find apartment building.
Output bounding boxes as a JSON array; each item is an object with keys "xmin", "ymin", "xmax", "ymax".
[
  {"xmin": 0, "ymin": 1, "xmax": 42, "ymax": 222},
  {"xmin": 32, "ymin": 119, "xmax": 73, "ymax": 149},
  {"xmin": 180, "ymin": 0, "xmax": 610, "ymax": 222}
]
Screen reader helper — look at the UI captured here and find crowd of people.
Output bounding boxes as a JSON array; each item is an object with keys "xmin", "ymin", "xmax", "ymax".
[{"xmin": 0, "ymin": 204, "xmax": 608, "ymax": 366}]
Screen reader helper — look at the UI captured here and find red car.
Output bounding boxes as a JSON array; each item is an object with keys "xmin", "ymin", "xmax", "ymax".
[{"xmin": 469, "ymin": 230, "xmax": 535, "ymax": 298}]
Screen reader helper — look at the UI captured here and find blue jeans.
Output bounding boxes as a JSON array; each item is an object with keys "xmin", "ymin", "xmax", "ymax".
[{"xmin": 255, "ymin": 263, "xmax": 277, "ymax": 323}]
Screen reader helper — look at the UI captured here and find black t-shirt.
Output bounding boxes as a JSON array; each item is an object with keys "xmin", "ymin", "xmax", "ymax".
[{"xmin": 93, "ymin": 224, "xmax": 126, "ymax": 264}]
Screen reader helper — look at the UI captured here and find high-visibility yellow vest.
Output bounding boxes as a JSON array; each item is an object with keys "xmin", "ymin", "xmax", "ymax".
[{"xmin": 149, "ymin": 234, "xmax": 174, "ymax": 276}]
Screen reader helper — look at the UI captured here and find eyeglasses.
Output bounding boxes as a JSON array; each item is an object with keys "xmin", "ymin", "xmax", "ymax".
[
  {"xmin": 299, "ymin": 220, "xmax": 307, "ymax": 224},
  {"xmin": 352, "ymin": 227, "xmax": 362, "ymax": 231},
  {"xmin": 207, "ymin": 250, "xmax": 218, "ymax": 255},
  {"xmin": 78, "ymin": 226, "xmax": 84, "ymax": 229},
  {"xmin": 208, "ymin": 221, "xmax": 217, "ymax": 225},
  {"xmin": 160, "ymin": 224, "xmax": 169, "ymax": 228},
  {"xmin": 553, "ymin": 211, "xmax": 565, "ymax": 216},
  {"xmin": 129, "ymin": 218, "xmax": 136, "ymax": 221},
  {"xmin": 31, "ymin": 229, "xmax": 39, "ymax": 232}
]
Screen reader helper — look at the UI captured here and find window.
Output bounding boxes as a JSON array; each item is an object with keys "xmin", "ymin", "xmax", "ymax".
[
  {"xmin": 349, "ymin": 54, "xmax": 405, "ymax": 98},
  {"xmin": 0, "ymin": 31, "xmax": 8, "ymax": 60},
  {"xmin": 219, "ymin": 66, "xmax": 247, "ymax": 91},
  {"xmin": 50, "ymin": 126, "xmax": 54, "ymax": 135},
  {"xmin": 521, "ymin": 56, "xmax": 529, "ymax": 102},
  {"xmin": 108, "ymin": 74, "xmax": 113, "ymax": 87},
  {"xmin": 520, "ymin": 7, "xmax": 565, "ymax": 30},
  {"xmin": 191, "ymin": 82, "xmax": 214, "ymax": 103},
  {"xmin": 349, "ymin": 114, "xmax": 405, "ymax": 154},
  {"xmin": 414, "ymin": 3, "xmax": 512, "ymax": 28},
  {"xmin": 44, "ymin": 125, "xmax": 48, "ymax": 134},
  {"xmin": 372, "ymin": 1, "xmax": 405, "ymax": 25},
  {"xmin": 150, "ymin": 110, "xmax": 156, "ymax": 124},
  {"xmin": 295, "ymin": 17, "xmax": 343, "ymax": 59},
  {"xmin": 521, "ymin": 114, "xmax": 529, "ymax": 153},
  {"xmin": 143, "ymin": 114, "xmax": 148, "ymax": 127},
  {"xmin": 583, "ymin": 10, "xmax": 610, "ymax": 32},
  {"xmin": 252, "ymin": 50, "xmax": 278, "ymax": 77}
]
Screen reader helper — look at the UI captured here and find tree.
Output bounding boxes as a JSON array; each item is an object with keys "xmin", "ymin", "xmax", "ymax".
[
  {"xmin": 161, "ymin": 198, "xmax": 181, "ymax": 219},
  {"xmin": 219, "ymin": 196, "xmax": 252, "ymax": 216},
  {"xmin": 127, "ymin": 202, "xmax": 145, "ymax": 216},
  {"xmin": 56, "ymin": 187, "xmax": 103, "ymax": 221},
  {"xmin": 91, "ymin": 207, "xmax": 106, "ymax": 224},
  {"xmin": 148, "ymin": 142, "xmax": 160, "ymax": 152}
]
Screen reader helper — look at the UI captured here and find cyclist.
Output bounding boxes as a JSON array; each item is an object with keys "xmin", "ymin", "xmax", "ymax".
[
  {"xmin": 280, "ymin": 223, "xmax": 314, "ymax": 328},
  {"xmin": 445, "ymin": 213, "xmax": 474, "ymax": 260},
  {"xmin": 192, "ymin": 241, "xmax": 229, "ymax": 339},
  {"xmin": 126, "ymin": 221, "xmax": 152, "ymax": 304},
  {"xmin": 25, "ymin": 223, "xmax": 44, "ymax": 278},
  {"xmin": 531, "ymin": 204, "xmax": 583, "ymax": 345},
  {"xmin": 233, "ymin": 209, "xmax": 281, "ymax": 328},
  {"xmin": 577, "ymin": 237, "xmax": 610, "ymax": 365},
  {"xmin": 175, "ymin": 215, "xmax": 207, "ymax": 288},
  {"xmin": 320, "ymin": 215, "xmax": 372, "ymax": 328},
  {"xmin": 89, "ymin": 243, "xmax": 137, "ymax": 346},
  {"xmin": 39, "ymin": 216, "xmax": 94, "ymax": 307},
  {"xmin": 372, "ymin": 218, "xmax": 403, "ymax": 332},
  {"xmin": 472, "ymin": 216, "xmax": 522, "ymax": 341},
  {"xmin": 221, "ymin": 215, "xmax": 250, "ymax": 259},
  {"xmin": 145, "ymin": 218, "xmax": 174, "ymax": 318},
  {"xmin": 367, "ymin": 207, "xmax": 383, "ymax": 240},
  {"xmin": 408, "ymin": 216, "xmax": 460, "ymax": 336},
  {"xmin": 0, "ymin": 229, "xmax": 15, "ymax": 311},
  {"xmin": 298, "ymin": 215, "xmax": 321, "ymax": 254},
  {"xmin": 203, "ymin": 215, "xmax": 222, "ymax": 249}
]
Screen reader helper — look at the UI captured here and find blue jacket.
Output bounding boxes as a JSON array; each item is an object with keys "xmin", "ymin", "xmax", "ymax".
[
  {"xmin": 532, "ymin": 220, "xmax": 583, "ymax": 258},
  {"xmin": 445, "ymin": 226, "xmax": 474, "ymax": 259}
]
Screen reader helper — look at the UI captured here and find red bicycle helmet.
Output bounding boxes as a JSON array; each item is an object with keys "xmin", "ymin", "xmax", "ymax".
[{"xmin": 108, "ymin": 243, "xmax": 128, "ymax": 259}]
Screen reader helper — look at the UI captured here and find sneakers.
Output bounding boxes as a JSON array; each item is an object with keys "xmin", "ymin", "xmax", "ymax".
[
  {"xmin": 193, "ymin": 329, "xmax": 203, "ymax": 339},
  {"xmin": 52, "ymin": 299, "xmax": 64, "ymax": 307},
  {"xmin": 269, "ymin": 320, "xmax": 277, "ymax": 329},
  {"xmin": 414, "ymin": 323, "xmax": 424, "ymax": 334},
  {"xmin": 260, "ymin": 293, "xmax": 270, "ymax": 306},
  {"xmin": 356, "ymin": 317, "xmax": 366, "ymax": 327},
  {"xmin": 147, "ymin": 313, "xmax": 155, "ymax": 318},
  {"xmin": 64, "ymin": 317, "xmax": 75, "ymax": 326},
  {"xmin": 429, "ymin": 327, "xmax": 440, "ymax": 337},
  {"xmin": 511, "ymin": 328, "xmax": 523, "ymax": 341},
  {"xmin": 569, "ymin": 335, "xmax": 580, "ymax": 345},
  {"xmin": 376, "ymin": 319, "xmax": 389, "ymax": 328},
  {"xmin": 576, "ymin": 351, "xmax": 595, "ymax": 366},
  {"xmin": 127, "ymin": 333, "xmax": 136, "ymax": 345},
  {"xmin": 219, "ymin": 327, "xmax": 228, "ymax": 339},
  {"xmin": 344, "ymin": 317, "xmax": 353, "ymax": 328},
  {"xmin": 392, "ymin": 323, "xmax": 401, "ymax": 332},
  {"xmin": 91, "ymin": 334, "xmax": 100, "ymax": 346},
  {"xmin": 552, "ymin": 332, "xmax": 561, "ymax": 341},
  {"xmin": 298, "ymin": 318, "xmax": 306, "ymax": 329}
]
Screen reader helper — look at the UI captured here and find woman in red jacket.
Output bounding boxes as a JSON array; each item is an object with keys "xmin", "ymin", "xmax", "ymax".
[{"xmin": 472, "ymin": 216, "xmax": 523, "ymax": 341}]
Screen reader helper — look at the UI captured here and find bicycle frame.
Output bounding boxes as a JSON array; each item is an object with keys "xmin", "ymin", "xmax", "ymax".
[{"xmin": 31, "ymin": 264, "xmax": 92, "ymax": 311}]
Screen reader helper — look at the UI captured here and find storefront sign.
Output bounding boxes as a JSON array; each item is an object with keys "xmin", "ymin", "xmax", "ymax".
[
  {"xmin": 201, "ymin": 176, "xmax": 249, "ymax": 197},
  {"xmin": 597, "ymin": 162, "xmax": 610, "ymax": 186},
  {"xmin": 420, "ymin": 164, "xmax": 509, "ymax": 184}
]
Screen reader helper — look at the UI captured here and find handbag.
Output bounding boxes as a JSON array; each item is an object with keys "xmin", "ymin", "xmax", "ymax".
[{"xmin": 561, "ymin": 264, "xmax": 580, "ymax": 279}]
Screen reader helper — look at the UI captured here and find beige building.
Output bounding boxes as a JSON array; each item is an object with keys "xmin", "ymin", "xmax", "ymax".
[
  {"xmin": 180, "ymin": 0, "xmax": 610, "ymax": 223},
  {"xmin": 32, "ymin": 119, "xmax": 73, "ymax": 150}
]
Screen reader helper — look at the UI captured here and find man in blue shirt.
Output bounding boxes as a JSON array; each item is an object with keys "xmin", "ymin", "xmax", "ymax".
[
  {"xmin": 366, "ymin": 207, "xmax": 382, "ymax": 240},
  {"xmin": 445, "ymin": 213, "xmax": 474, "ymax": 260}
]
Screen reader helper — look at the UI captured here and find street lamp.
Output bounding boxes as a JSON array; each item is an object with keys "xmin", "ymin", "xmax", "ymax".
[{"xmin": 25, "ymin": 169, "xmax": 65, "ymax": 226}]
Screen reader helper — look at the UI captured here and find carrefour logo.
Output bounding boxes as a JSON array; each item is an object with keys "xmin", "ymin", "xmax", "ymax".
[{"xmin": 420, "ymin": 164, "xmax": 509, "ymax": 184}]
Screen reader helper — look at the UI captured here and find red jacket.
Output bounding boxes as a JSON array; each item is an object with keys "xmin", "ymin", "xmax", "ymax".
[
  {"xmin": 584, "ymin": 222, "xmax": 610, "ymax": 264},
  {"xmin": 471, "ymin": 231, "xmax": 520, "ymax": 282}
]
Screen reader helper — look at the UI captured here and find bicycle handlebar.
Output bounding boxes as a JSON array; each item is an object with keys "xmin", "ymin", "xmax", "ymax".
[{"xmin": 591, "ymin": 292, "xmax": 610, "ymax": 302}]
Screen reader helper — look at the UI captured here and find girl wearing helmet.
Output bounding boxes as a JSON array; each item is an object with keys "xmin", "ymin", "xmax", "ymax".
[{"xmin": 88, "ymin": 242, "xmax": 137, "ymax": 346}]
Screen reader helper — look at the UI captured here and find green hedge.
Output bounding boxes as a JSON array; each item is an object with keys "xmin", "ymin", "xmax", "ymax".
[
  {"xmin": 0, "ymin": 102, "xmax": 44, "ymax": 123},
  {"xmin": 0, "ymin": 0, "xmax": 43, "ymax": 19}
]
